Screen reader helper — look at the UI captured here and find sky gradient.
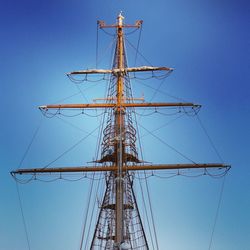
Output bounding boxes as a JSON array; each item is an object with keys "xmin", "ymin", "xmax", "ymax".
[{"xmin": 1, "ymin": 0, "xmax": 250, "ymax": 249}]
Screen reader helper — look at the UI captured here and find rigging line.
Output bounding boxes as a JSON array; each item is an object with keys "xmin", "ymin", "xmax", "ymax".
[
  {"xmin": 134, "ymin": 102, "xmax": 160, "ymax": 248},
  {"xmin": 82, "ymin": 111, "xmax": 106, "ymax": 117},
  {"xmin": 135, "ymin": 78, "xmax": 189, "ymax": 102},
  {"xmin": 40, "ymin": 108, "xmax": 60, "ymax": 118},
  {"xmin": 84, "ymin": 175, "xmax": 104, "ymax": 249},
  {"xmin": 67, "ymin": 74, "xmax": 86, "ymax": 83},
  {"xmin": 93, "ymin": 112, "xmax": 107, "ymax": 159},
  {"xmin": 82, "ymin": 117, "xmax": 106, "ymax": 248},
  {"xmin": 57, "ymin": 111, "xmax": 84, "ymax": 117},
  {"xmin": 33, "ymin": 174, "xmax": 105, "ymax": 183},
  {"xmin": 79, "ymin": 174, "xmax": 96, "ymax": 250},
  {"xmin": 208, "ymin": 175, "xmax": 227, "ymax": 250},
  {"xmin": 196, "ymin": 113, "xmax": 224, "ymax": 163},
  {"xmin": 100, "ymin": 27, "xmax": 115, "ymax": 36},
  {"xmin": 96, "ymin": 21, "xmax": 99, "ymax": 68},
  {"xmin": 51, "ymin": 91, "xmax": 82, "ymax": 105},
  {"xmin": 134, "ymin": 107, "xmax": 182, "ymax": 117},
  {"xmin": 132, "ymin": 109, "xmax": 157, "ymax": 249},
  {"xmin": 134, "ymin": 23, "xmax": 142, "ymax": 66},
  {"xmin": 42, "ymin": 125, "xmax": 100, "ymax": 169},
  {"xmin": 13, "ymin": 175, "xmax": 35, "ymax": 184},
  {"xmin": 139, "ymin": 113, "xmax": 185, "ymax": 138},
  {"xmin": 16, "ymin": 183, "xmax": 31, "ymax": 250},
  {"xmin": 96, "ymin": 35, "xmax": 117, "ymax": 67},
  {"xmin": 80, "ymin": 99, "xmax": 106, "ymax": 249},
  {"xmin": 136, "ymin": 173, "xmax": 156, "ymax": 250},
  {"xmin": 67, "ymin": 74, "xmax": 103, "ymax": 83},
  {"xmin": 205, "ymin": 168, "xmax": 230, "ymax": 179},
  {"xmin": 148, "ymin": 76, "xmax": 167, "ymax": 105},
  {"xmin": 144, "ymin": 178, "xmax": 159, "ymax": 250},
  {"xmin": 93, "ymin": 94, "xmax": 109, "ymax": 163},
  {"xmin": 18, "ymin": 116, "xmax": 44, "ymax": 170},
  {"xmin": 123, "ymin": 69, "xmax": 156, "ymax": 250},
  {"xmin": 125, "ymin": 38, "xmax": 153, "ymax": 66},
  {"xmin": 33, "ymin": 176, "xmax": 60, "ymax": 183},
  {"xmin": 75, "ymin": 84, "xmax": 89, "ymax": 103},
  {"xmin": 55, "ymin": 115, "xmax": 97, "ymax": 135},
  {"xmin": 139, "ymin": 123, "xmax": 197, "ymax": 164}
]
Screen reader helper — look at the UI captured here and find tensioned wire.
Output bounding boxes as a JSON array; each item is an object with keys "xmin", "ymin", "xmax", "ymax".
[
  {"xmin": 208, "ymin": 175, "xmax": 227, "ymax": 250},
  {"xmin": 16, "ymin": 183, "xmax": 31, "ymax": 250},
  {"xmin": 194, "ymin": 112, "xmax": 228, "ymax": 250},
  {"xmin": 38, "ymin": 125, "xmax": 100, "ymax": 170},
  {"xmin": 14, "ymin": 116, "xmax": 45, "ymax": 250},
  {"xmin": 132, "ymin": 110, "xmax": 159, "ymax": 250}
]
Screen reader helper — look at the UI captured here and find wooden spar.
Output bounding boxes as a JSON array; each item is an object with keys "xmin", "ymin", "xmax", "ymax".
[
  {"xmin": 97, "ymin": 19, "xmax": 143, "ymax": 29},
  {"xmin": 11, "ymin": 163, "xmax": 230, "ymax": 175},
  {"xmin": 39, "ymin": 102, "xmax": 201, "ymax": 110},
  {"xmin": 115, "ymin": 13, "xmax": 125, "ymax": 243},
  {"xmin": 68, "ymin": 66, "xmax": 173, "ymax": 75}
]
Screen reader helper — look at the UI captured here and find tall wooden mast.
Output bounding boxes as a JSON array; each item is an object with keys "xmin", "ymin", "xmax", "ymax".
[
  {"xmin": 11, "ymin": 13, "xmax": 230, "ymax": 250},
  {"xmin": 115, "ymin": 12, "xmax": 126, "ymax": 245}
]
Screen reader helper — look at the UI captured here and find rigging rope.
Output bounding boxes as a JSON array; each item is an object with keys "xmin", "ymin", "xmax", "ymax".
[
  {"xmin": 79, "ymin": 175, "xmax": 96, "ymax": 250},
  {"xmin": 137, "ymin": 173, "xmax": 156, "ymax": 250},
  {"xmin": 75, "ymin": 84, "xmax": 89, "ymax": 103},
  {"xmin": 135, "ymin": 107, "xmax": 191, "ymax": 117},
  {"xmin": 14, "ymin": 116, "xmax": 44, "ymax": 248},
  {"xmin": 84, "ymin": 176, "xmax": 105, "ymax": 249},
  {"xmin": 139, "ymin": 123, "xmax": 197, "ymax": 164},
  {"xmin": 144, "ymin": 177, "xmax": 159, "ymax": 250},
  {"xmin": 196, "ymin": 113, "xmax": 224, "ymax": 163},
  {"xmin": 125, "ymin": 38, "xmax": 153, "ymax": 67},
  {"xmin": 139, "ymin": 113, "xmax": 185, "ymax": 138},
  {"xmin": 79, "ymin": 71, "xmax": 110, "ymax": 249},
  {"xmin": 82, "ymin": 116, "xmax": 108, "ymax": 249},
  {"xmin": 95, "ymin": 35, "xmax": 117, "ymax": 69},
  {"xmin": 55, "ymin": 115, "xmax": 96, "ymax": 135},
  {"xmin": 208, "ymin": 175, "xmax": 227, "ymax": 250},
  {"xmin": 134, "ymin": 78, "xmax": 189, "ymax": 103},
  {"xmin": 41, "ymin": 109, "xmax": 106, "ymax": 118},
  {"xmin": 149, "ymin": 76, "xmax": 168, "ymax": 103},
  {"xmin": 96, "ymin": 21, "xmax": 99, "ymax": 68},
  {"xmin": 41, "ymin": 125, "xmax": 100, "ymax": 169},
  {"xmin": 134, "ymin": 23, "xmax": 142, "ymax": 66},
  {"xmin": 132, "ymin": 106, "xmax": 158, "ymax": 249},
  {"xmin": 18, "ymin": 117, "xmax": 44, "ymax": 169},
  {"xmin": 16, "ymin": 183, "xmax": 31, "ymax": 250},
  {"xmin": 50, "ymin": 91, "xmax": 83, "ymax": 104}
]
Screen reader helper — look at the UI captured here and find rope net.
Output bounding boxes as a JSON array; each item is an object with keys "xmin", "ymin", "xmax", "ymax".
[{"xmin": 90, "ymin": 173, "xmax": 148, "ymax": 249}]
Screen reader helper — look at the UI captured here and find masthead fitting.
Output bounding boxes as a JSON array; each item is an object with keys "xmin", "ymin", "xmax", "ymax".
[{"xmin": 117, "ymin": 11, "xmax": 124, "ymax": 27}]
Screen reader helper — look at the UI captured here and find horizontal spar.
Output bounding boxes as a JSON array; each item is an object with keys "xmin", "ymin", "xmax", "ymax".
[
  {"xmin": 68, "ymin": 66, "xmax": 173, "ymax": 75},
  {"xmin": 123, "ymin": 103, "xmax": 200, "ymax": 108},
  {"xmin": 39, "ymin": 103, "xmax": 201, "ymax": 110},
  {"xmin": 11, "ymin": 163, "xmax": 230, "ymax": 175}
]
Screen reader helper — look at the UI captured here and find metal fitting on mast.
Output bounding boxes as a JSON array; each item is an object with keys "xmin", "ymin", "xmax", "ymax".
[{"xmin": 117, "ymin": 12, "xmax": 124, "ymax": 27}]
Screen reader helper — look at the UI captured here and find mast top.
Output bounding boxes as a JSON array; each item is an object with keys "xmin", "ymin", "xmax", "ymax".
[{"xmin": 117, "ymin": 12, "xmax": 124, "ymax": 27}]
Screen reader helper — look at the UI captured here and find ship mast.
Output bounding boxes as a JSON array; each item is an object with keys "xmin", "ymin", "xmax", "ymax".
[
  {"xmin": 11, "ymin": 13, "xmax": 230, "ymax": 250},
  {"xmin": 115, "ymin": 12, "xmax": 126, "ymax": 245}
]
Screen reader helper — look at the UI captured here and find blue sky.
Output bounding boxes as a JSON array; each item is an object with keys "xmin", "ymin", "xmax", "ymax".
[{"xmin": 1, "ymin": 0, "xmax": 250, "ymax": 249}]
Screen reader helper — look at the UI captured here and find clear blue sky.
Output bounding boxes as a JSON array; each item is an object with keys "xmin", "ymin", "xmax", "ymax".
[{"xmin": 1, "ymin": 0, "xmax": 249, "ymax": 249}]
